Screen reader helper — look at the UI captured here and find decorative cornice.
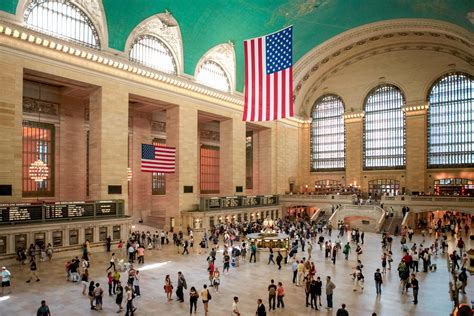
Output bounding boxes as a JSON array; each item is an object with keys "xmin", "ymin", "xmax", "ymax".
[
  {"xmin": 0, "ymin": 21, "xmax": 245, "ymax": 108},
  {"xmin": 23, "ymin": 97, "xmax": 59, "ymax": 116},
  {"xmin": 293, "ymin": 19, "xmax": 474, "ymax": 108},
  {"xmin": 344, "ymin": 112, "xmax": 364, "ymax": 122},
  {"xmin": 151, "ymin": 121, "xmax": 166, "ymax": 133},
  {"xmin": 200, "ymin": 129, "xmax": 220, "ymax": 142},
  {"xmin": 124, "ymin": 13, "xmax": 184, "ymax": 74},
  {"xmin": 403, "ymin": 104, "xmax": 428, "ymax": 116}
]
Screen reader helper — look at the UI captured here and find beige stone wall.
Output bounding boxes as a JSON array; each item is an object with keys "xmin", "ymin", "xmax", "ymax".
[{"xmin": 0, "ymin": 55, "xmax": 23, "ymax": 201}]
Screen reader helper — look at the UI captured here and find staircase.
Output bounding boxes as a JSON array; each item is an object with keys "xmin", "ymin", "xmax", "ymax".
[
  {"xmin": 311, "ymin": 207, "xmax": 332, "ymax": 224},
  {"xmin": 380, "ymin": 216, "xmax": 403, "ymax": 235}
]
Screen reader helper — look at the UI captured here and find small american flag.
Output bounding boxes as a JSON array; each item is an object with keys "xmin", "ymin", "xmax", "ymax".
[
  {"xmin": 141, "ymin": 144, "xmax": 176, "ymax": 173},
  {"xmin": 243, "ymin": 26, "xmax": 293, "ymax": 122}
]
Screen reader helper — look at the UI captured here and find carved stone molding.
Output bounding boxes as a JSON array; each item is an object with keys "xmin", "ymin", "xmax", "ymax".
[
  {"xmin": 293, "ymin": 19, "xmax": 474, "ymax": 111},
  {"xmin": 200, "ymin": 129, "xmax": 220, "ymax": 141},
  {"xmin": 151, "ymin": 121, "xmax": 166, "ymax": 133},
  {"xmin": 23, "ymin": 97, "xmax": 59, "ymax": 116},
  {"xmin": 195, "ymin": 42, "xmax": 236, "ymax": 92},
  {"xmin": 124, "ymin": 13, "xmax": 183, "ymax": 74},
  {"xmin": 17, "ymin": 0, "xmax": 108, "ymax": 48},
  {"xmin": 300, "ymin": 42, "xmax": 473, "ymax": 116}
]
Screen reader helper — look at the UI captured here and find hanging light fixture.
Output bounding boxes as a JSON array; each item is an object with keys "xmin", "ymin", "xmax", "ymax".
[
  {"xmin": 127, "ymin": 167, "xmax": 133, "ymax": 181},
  {"xmin": 28, "ymin": 83, "xmax": 49, "ymax": 183}
]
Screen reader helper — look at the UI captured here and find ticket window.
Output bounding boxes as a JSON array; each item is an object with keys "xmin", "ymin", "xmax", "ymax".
[
  {"xmin": 85, "ymin": 228, "xmax": 94, "ymax": 243},
  {"xmin": 244, "ymin": 213, "xmax": 248, "ymax": 222},
  {"xmin": 0, "ymin": 236, "xmax": 6, "ymax": 254},
  {"xmin": 15, "ymin": 234, "xmax": 27, "ymax": 251},
  {"xmin": 209, "ymin": 216, "xmax": 215, "ymax": 228},
  {"xmin": 99, "ymin": 227, "xmax": 107, "ymax": 241},
  {"xmin": 34, "ymin": 233, "xmax": 45, "ymax": 248},
  {"xmin": 113, "ymin": 226, "xmax": 121, "ymax": 240},
  {"xmin": 69, "ymin": 230, "xmax": 79, "ymax": 245},
  {"xmin": 237, "ymin": 214, "xmax": 242, "ymax": 222},
  {"xmin": 53, "ymin": 231, "xmax": 63, "ymax": 247},
  {"xmin": 271, "ymin": 210, "xmax": 274, "ymax": 220}
]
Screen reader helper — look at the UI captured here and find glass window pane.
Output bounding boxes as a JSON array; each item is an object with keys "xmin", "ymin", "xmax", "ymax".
[
  {"xmin": 130, "ymin": 35, "xmax": 177, "ymax": 74},
  {"xmin": 428, "ymin": 73, "xmax": 474, "ymax": 167},
  {"xmin": 196, "ymin": 60, "xmax": 231, "ymax": 92},
  {"xmin": 364, "ymin": 85, "xmax": 405, "ymax": 169},
  {"xmin": 24, "ymin": 0, "xmax": 100, "ymax": 48},
  {"xmin": 310, "ymin": 94, "xmax": 345, "ymax": 171}
]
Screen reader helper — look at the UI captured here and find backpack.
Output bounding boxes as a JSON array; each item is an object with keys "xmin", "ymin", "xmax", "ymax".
[
  {"xmin": 458, "ymin": 272, "xmax": 466, "ymax": 282},
  {"xmin": 207, "ymin": 289, "xmax": 212, "ymax": 300}
]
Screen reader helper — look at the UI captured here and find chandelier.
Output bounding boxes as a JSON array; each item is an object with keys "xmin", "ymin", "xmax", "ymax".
[
  {"xmin": 127, "ymin": 167, "xmax": 133, "ymax": 181},
  {"xmin": 28, "ymin": 159, "xmax": 49, "ymax": 182}
]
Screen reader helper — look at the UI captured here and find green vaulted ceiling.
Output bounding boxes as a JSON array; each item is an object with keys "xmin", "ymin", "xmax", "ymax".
[{"xmin": 1, "ymin": 0, "xmax": 473, "ymax": 91}]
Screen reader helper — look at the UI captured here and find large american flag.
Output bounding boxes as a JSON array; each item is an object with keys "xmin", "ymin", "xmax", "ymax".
[
  {"xmin": 141, "ymin": 144, "xmax": 176, "ymax": 173},
  {"xmin": 243, "ymin": 26, "xmax": 293, "ymax": 122}
]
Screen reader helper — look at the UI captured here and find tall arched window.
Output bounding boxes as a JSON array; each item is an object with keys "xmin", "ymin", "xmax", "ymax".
[
  {"xmin": 428, "ymin": 73, "xmax": 474, "ymax": 167},
  {"xmin": 24, "ymin": 0, "xmax": 100, "ymax": 48},
  {"xmin": 129, "ymin": 35, "xmax": 177, "ymax": 74},
  {"xmin": 310, "ymin": 94, "xmax": 345, "ymax": 171},
  {"xmin": 196, "ymin": 60, "xmax": 231, "ymax": 92},
  {"xmin": 364, "ymin": 84, "xmax": 405, "ymax": 169}
]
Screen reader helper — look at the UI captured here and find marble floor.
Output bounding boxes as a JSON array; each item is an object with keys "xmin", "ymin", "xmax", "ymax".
[{"xmin": 0, "ymin": 229, "xmax": 472, "ymax": 316}]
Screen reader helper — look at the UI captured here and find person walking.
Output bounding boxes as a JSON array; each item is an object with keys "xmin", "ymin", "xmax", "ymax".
[
  {"xmin": 26, "ymin": 258, "xmax": 40, "ymax": 283},
  {"xmin": 201, "ymin": 284, "xmax": 211, "ymax": 315},
  {"xmin": 106, "ymin": 253, "xmax": 117, "ymax": 272},
  {"xmin": 374, "ymin": 268, "xmax": 383, "ymax": 295},
  {"xmin": 326, "ymin": 276, "xmax": 336, "ymax": 310},
  {"xmin": 93, "ymin": 282, "xmax": 104, "ymax": 311},
  {"xmin": 164, "ymin": 274, "xmax": 173, "ymax": 301},
  {"xmin": 107, "ymin": 271, "xmax": 113, "ymax": 296},
  {"xmin": 276, "ymin": 251, "xmax": 283, "ymax": 270},
  {"xmin": 336, "ymin": 303, "xmax": 349, "ymax": 316},
  {"xmin": 189, "ymin": 286, "xmax": 199, "ymax": 315},
  {"xmin": 410, "ymin": 274, "xmax": 419, "ymax": 305},
  {"xmin": 256, "ymin": 298, "xmax": 267, "ymax": 316},
  {"xmin": 125, "ymin": 285, "xmax": 136, "ymax": 316},
  {"xmin": 268, "ymin": 247, "xmax": 275, "ymax": 264},
  {"xmin": 232, "ymin": 296, "xmax": 241, "ymax": 316},
  {"xmin": 112, "ymin": 269, "xmax": 120, "ymax": 294},
  {"xmin": 292, "ymin": 260, "xmax": 298, "ymax": 284},
  {"xmin": 36, "ymin": 300, "xmax": 51, "ymax": 316},
  {"xmin": 277, "ymin": 282, "xmax": 285, "ymax": 308},
  {"xmin": 268, "ymin": 279, "xmax": 277, "ymax": 310},
  {"xmin": 343, "ymin": 242, "xmax": 351, "ymax": 260},
  {"xmin": 177, "ymin": 272, "xmax": 187, "ymax": 302},
  {"xmin": 1, "ymin": 266, "xmax": 12, "ymax": 295},
  {"xmin": 116, "ymin": 280, "xmax": 124, "ymax": 313},
  {"xmin": 249, "ymin": 243, "xmax": 257, "ymax": 263},
  {"xmin": 88, "ymin": 281, "xmax": 96, "ymax": 310},
  {"xmin": 133, "ymin": 270, "xmax": 141, "ymax": 298},
  {"xmin": 212, "ymin": 268, "xmax": 220, "ymax": 292},
  {"xmin": 309, "ymin": 278, "xmax": 319, "ymax": 310}
]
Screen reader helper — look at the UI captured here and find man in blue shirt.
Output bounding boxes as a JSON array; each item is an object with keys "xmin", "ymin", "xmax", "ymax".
[{"xmin": 1, "ymin": 266, "xmax": 11, "ymax": 294}]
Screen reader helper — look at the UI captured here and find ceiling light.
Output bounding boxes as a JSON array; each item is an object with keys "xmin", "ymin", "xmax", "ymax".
[
  {"xmin": 5, "ymin": 27, "xmax": 12, "ymax": 36},
  {"xmin": 20, "ymin": 32, "xmax": 27, "ymax": 40},
  {"xmin": 12, "ymin": 30, "xmax": 20, "ymax": 38},
  {"xmin": 28, "ymin": 35, "xmax": 35, "ymax": 42}
]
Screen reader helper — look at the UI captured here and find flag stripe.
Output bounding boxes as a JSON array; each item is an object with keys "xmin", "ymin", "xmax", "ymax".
[
  {"xmin": 141, "ymin": 144, "xmax": 176, "ymax": 173},
  {"xmin": 243, "ymin": 26, "xmax": 293, "ymax": 122}
]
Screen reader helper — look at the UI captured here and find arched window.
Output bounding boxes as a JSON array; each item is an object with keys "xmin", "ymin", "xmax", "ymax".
[
  {"xmin": 364, "ymin": 84, "xmax": 405, "ymax": 169},
  {"xmin": 129, "ymin": 35, "xmax": 177, "ymax": 74},
  {"xmin": 196, "ymin": 60, "xmax": 231, "ymax": 92},
  {"xmin": 24, "ymin": 0, "xmax": 100, "ymax": 48},
  {"xmin": 428, "ymin": 73, "xmax": 474, "ymax": 167},
  {"xmin": 310, "ymin": 94, "xmax": 345, "ymax": 171}
]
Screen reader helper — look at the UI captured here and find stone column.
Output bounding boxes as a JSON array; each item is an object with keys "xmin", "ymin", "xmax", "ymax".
[
  {"xmin": 88, "ymin": 86, "xmax": 129, "ymax": 210},
  {"xmin": 299, "ymin": 122, "xmax": 310, "ymax": 190},
  {"xmin": 257, "ymin": 128, "xmax": 274, "ymax": 194},
  {"xmin": 166, "ymin": 105, "xmax": 199, "ymax": 231},
  {"xmin": 130, "ymin": 111, "xmax": 152, "ymax": 220},
  {"xmin": 219, "ymin": 116, "xmax": 246, "ymax": 196},
  {"xmin": 0, "ymin": 56, "xmax": 23, "ymax": 201},
  {"xmin": 404, "ymin": 105, "xmax": 428, "ymax": 194},
  {"xmin": 58, "ymin": 97, "xmax": 87, "ymax": 201},
  {"xmin": 344, "ymin": 113, "xmax": 364, "ymax": 188}
]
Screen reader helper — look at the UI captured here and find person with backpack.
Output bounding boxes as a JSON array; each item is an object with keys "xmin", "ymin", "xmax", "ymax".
[
  {"xmin": 267, "ymin": 279, "xmax": 277, "ymax": 310},
  {"xmin": 343, "ymin": 242, "xmax": 351, "ymax": 260},
  {"xmin": 201, "ymin": 284, "xmax": 211, "ymax": 315},
  {"xmin": 374, "ymin": 268, "xmax": 383, "ymax": 294}
]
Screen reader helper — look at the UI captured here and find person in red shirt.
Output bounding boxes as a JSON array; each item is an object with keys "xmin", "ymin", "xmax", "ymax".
[{"xmin": 208, "ymin": 261, "xmax": 214, "ymax": 287}]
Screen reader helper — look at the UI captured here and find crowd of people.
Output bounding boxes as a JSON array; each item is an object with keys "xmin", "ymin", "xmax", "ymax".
[{"xmin": 0, "ymin": 209, "xmax": 472, "ymax": 315}]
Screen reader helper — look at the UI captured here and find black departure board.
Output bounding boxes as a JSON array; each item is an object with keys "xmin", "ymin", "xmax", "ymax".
[
  {"xmin": 96, "ymin": 202, "xmax": 117, "ymax": 216},
  {"xmin": 0, "ymin": 205, "xmax": 43, "ymax": 222},
  {"xmin": 0, "ymin": 200, "xmax": 122, "ymax": 224},
  {"xmin": 45, "ymin": 203, "xmax": 94, "ymax": 219}
]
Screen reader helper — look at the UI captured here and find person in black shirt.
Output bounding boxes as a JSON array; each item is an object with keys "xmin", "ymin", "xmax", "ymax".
[
  {"xmin": 336, "ymin": 303, "xmax": 349, "ymax": 316},
  {"xmin": 37, "ymin": 300, "xmax": 51, "ymax": 316},
  {"xmin": 410, "ymin": 274, "xmax": 419, "ymax": 304},
  {"xmin": 309, "ymin": 279, "xmax": 319, "ymax": 310},
  {"xmin": 374, "ymin": 268, "xmax": 383, "ymax": 294},
  {"xmin": 256, "ymin": 298, "xmax": 266, "ymax": 316},
  {"xmin": 267, "ymin": 279, "xmax": 277, "ymax": 310},
  {"xmin": 26, "ymin": 259, "xmax": 40, "ymax": 283}
]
